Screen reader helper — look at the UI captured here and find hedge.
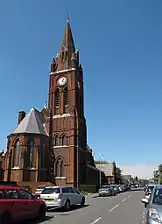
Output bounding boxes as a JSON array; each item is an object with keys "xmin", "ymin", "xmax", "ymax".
[{"xmin": 79, "ymin": 185, "xmax": 97, "ymax": 193}]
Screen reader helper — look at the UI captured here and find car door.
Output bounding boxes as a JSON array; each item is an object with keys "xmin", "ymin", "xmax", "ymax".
[
  {"xmin": 18, "ymin": 189, "xmax": 38, "ymax": 218},
  {"xmin": 67, "ymin": 187, "xmax": 76, "ymax": 205},
  {"xmin": 72, "ymin": 188, "xmax": 83, "ymax": 204},
  {"xmin": 5, "ymin": 189, "xmax": 26, "ymax": 221}
]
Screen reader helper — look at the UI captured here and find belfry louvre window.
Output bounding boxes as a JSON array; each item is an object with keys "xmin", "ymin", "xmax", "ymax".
[
  {"xmin": 54, "ymin": 89, "xmax": 60, "ymax": 115},
  {"xmin": 63, "ymin": 87, "xmax": 68, "ymax": 113},
  {"xmin": 62, "ymin": 135, "xmax": 67, "ymax": 146},
  {"xmin": 54, "ymin": 135, "xmax": 59, "ymax": 146}
]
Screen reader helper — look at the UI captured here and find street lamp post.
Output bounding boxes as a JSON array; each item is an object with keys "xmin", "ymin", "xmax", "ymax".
[{"xmin": 99, "ymin": 154, "xmax": 102, "ymax": 188}]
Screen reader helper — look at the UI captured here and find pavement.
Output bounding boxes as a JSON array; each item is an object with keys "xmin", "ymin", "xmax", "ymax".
[{"xmin": 35, "ymin": 188, "xmax": 146, "ymax": 224}]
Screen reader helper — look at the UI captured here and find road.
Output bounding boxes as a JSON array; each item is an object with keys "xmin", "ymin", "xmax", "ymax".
[{"xmin": 37, "ymin": 188, "xmax": 146, "ymax": 224}]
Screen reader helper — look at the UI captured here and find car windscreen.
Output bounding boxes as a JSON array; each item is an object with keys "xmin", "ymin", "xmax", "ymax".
[
  {"xmin": 153, "ymin": 189, "xmax": 162, "ymax": 205},
  {"xmin": 41, "ymin": 187, "xmax": 60, "ymax": 194},
  {"xmin": 147, "ymin": 186, "xmax": 154, "ymax": 193},
  {"xmin": 101, "ymin": 186, "xmax": 110, "ymax": 189}
]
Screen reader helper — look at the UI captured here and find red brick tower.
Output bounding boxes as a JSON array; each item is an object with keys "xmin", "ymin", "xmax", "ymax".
[{"xmin": 47, "ymin": 20, "xmax": 87, "ymax": 186}]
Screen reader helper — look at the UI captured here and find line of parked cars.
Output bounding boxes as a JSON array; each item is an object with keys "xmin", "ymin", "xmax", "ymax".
[{"xmin": 98, "ymin": 183, "xmax": 131, "ymax": 197}]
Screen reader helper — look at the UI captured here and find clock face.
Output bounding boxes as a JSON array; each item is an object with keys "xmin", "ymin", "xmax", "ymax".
[{"xmin": 57, "ymin": 77, "xmax": 67, "ymax": 86}]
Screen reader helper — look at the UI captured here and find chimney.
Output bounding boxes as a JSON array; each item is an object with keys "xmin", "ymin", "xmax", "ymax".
[{"xmin": 18, "ymin": 111, "xmax": 26, "ymax": 124}]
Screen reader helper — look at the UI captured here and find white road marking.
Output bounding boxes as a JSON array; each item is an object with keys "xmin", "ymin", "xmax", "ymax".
[
  {"xmin": 109, "ymin": 204, "xmax": 119, "ymax": 212},
  {"xmin": 121, "ymin": 198, "xmax": 127, "ymax": 202},
  {"xmin": 90, "ymin": 217, "xmax": 102, "ymax": 224},
  {"xmin": 127, "ymin": 194, "xmax": 132, "ymax": 198},
  {"xmin": 47, "ymin": 208, "xmax": 55, "ymax": 211}
]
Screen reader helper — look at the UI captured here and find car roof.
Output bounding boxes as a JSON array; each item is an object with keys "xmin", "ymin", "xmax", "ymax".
[
  {"xmin": 0, "ymin": 185, "xmax": 22, "ymax": 190},
  {"xmin": 155, "ymin": 184, "xmax": 162, "ymax": 189},
  {"xmin": 44, "ymin": 186, "xmax": 73, "ymax": 189},
  {"xmin": 147, "ymin": 184, "xmax": 155, "ymax": 187}
]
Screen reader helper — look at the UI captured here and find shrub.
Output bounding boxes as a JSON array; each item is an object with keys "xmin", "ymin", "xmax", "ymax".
[{"xmin": 79, "ymin": 185, "xmax": 97, "ymax": 193}]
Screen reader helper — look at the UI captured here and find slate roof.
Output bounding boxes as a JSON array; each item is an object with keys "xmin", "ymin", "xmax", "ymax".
[{"xmin": 12, "ymin": 108, "xmax": 48, "ymax": 136}]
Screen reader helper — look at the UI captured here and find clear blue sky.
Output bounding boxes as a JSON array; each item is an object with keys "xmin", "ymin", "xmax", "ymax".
[{"xmin": 0, "ymin": 0, "xmax": 162, "ymax": 166}]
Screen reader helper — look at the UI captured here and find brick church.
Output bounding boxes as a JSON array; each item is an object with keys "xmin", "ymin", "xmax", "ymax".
[{"xmin": 2, "ymin": 21, "xmax": 102, "ymax": 188}]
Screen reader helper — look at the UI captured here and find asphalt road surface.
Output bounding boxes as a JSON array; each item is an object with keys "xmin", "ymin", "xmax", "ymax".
[{"xmin": 35, "ymin": 188, "xmax": 145, "ymax": 224}]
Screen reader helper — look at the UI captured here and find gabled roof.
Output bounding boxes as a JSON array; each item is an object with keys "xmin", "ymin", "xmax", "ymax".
[
  {"xmin": 96, "ymin": 163, "xmax": 115, "ymax": 177},
  {"xmin": 12, "ymin": 108, "xmax": 48, "ymax": 136}
]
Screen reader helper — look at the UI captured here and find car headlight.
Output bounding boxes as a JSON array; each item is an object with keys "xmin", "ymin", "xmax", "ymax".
[{"xmin": 149, "ymin": 208, "xmax": 161, "ymax": 223}]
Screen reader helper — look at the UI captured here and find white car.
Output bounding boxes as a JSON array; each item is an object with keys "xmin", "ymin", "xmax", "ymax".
[
  {"xmin": 40, "ymin": 186, "xmax": 85, "ymax": 211},
  {"xmin": 35, "ymin": 186, "xmax": 46, "ymax": 196}
]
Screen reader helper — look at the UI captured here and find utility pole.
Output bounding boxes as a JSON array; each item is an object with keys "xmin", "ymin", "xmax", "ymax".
[
  {"xmin": 76, "ymin": 110, "xmax": 79, "ymax": 190},
  {"xmin": 99, "ymin": 154, "xmax": 102, "ymax": 188}
]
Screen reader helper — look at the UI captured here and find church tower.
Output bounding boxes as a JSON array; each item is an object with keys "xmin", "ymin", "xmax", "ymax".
[{"xmin": 47, "ymin": 20, "xmax": 87, "ymax": 186}]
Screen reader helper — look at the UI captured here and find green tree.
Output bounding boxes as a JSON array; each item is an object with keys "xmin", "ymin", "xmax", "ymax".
[
  {"xmin": 134, "ymin": 176, "xmax": 138, "ymax": 182},
  {"xmin": 158, "ymin": 164, "xmax": 162, "ymax": 184},
  {"xmin": 153, "ymin": 170, "xmax": 159, "ymax": 184}
]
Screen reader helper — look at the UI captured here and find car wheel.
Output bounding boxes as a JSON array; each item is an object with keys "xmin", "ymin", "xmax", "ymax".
[
  {"xmin": 81, "ymin": 197, "xmax": 85, "ymax": 207},
  {"xmin": 64, "ymin": 200, "xmax": 71, "ymax": 211},
  {"xmin": 1, "ymin": 212, "xmax": 12, "ymax": 224},
  {"xmin": 37, "ymin": 206, "xmax": 46, "ymax": 220}
]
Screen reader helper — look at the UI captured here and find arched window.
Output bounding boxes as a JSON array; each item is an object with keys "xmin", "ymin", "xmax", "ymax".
[
  {"xmin": 60, "ymin": 160, "xmax": 64, "ymax": 177},
  {"xmin": 54, "ymin": 135, "xmax": 59, "ymax": 146},
  {"xmin": 54, "ymin": 89, "xmax": 60, "ymax": 115},
  {"xmin": 13, "ymin": 140, "xmax": 21, "ymax": 167},
  {"xmin": 55, "ymin": 158, "xmax": 64, "ymax": 177},
  {"xmin": 63, "ymin": 87, "xmax": 68, "ymax": 113},
  {"xmin": 28, "ymin": 140, "xmax": 34, "ymax": 168},
  {"xmin": 62, "ymin": 135, "xmax": 67, "ymax": 146}
]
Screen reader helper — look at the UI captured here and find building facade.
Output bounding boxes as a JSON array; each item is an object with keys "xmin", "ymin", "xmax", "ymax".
[
  {"xmin": 2, "ymin": 21, "xmax": 100, "ymax": 188},
  {"xmin": 0, "ymin": 151, "xmax": 4, "ymax": 180},
  {"xmin": 95, "ymin": 161, "xmax": 122, "ymax": 185}
]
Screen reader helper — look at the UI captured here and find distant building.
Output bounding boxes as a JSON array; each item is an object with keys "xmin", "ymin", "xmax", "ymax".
[
  {"xmin": 122, "ymin": 175, "xmax": 132, "ymax": 184},
  {"xmin": 0, "ymin": 151, "xmax": 4, "ymax": 180},
  {"xmin": 122, "ymin": 175, "xmax": 132, "ymax": 180},
  {"xmin": 95, "ymin": 161, "xmax": 122, "ymax": 184}
]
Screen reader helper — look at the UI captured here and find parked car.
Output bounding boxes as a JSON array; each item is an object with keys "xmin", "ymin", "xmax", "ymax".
[
  {"xmin": 99, "ymin": 185, "xmax": 116, "ymax": 197},
  {"xmin": 0, "ymin": 185, "xmax": 46, "ymax": 224},
  {"xmin": 40, "ymin": 186, "xmax": 85, "ymax": 211},
  {"xmin": 110, "ymin": 185, "xmax": 120, "ymax": 194},
  {"xmin": 35, "ymin": 186, "xmax": 46, "ymax": 197},
  {"xmin": 141, "ymin": 184, "xmax": 162, "ymax": 223},
  {"xmin": 118, "ymin": 185, "xmax": 123, "ymax": 193},
  {"xmin": 144, "ymin": 184, "xmax": 155, "ymax": 200}
]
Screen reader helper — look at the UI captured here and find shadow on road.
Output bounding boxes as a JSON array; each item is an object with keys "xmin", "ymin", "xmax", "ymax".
[
  {"xmin": 18, "ymin": 216, "xmax": 54, "ymax": 224},
  {"xmin": 48, "ymin": 204, "xmax": 89, "ymax": 214}
]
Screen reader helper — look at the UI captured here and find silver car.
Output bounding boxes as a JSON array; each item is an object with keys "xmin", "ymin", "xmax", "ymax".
[
  {"xmin": 141, "ymin": 184, "xmax": 162, "ymax": 224},
  {"xmin": 99, "ymin": 185, "xmax": 116, "ymax": 197}
]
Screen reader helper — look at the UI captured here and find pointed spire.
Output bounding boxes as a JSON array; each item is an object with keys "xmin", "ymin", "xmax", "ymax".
[
  {"xmin": 53, "ymin": 20, "xmax": 79, "ymax": 72},
  {"xmin": 61, "ymin": 20, "xmax": 75, "ymax": 53}
]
